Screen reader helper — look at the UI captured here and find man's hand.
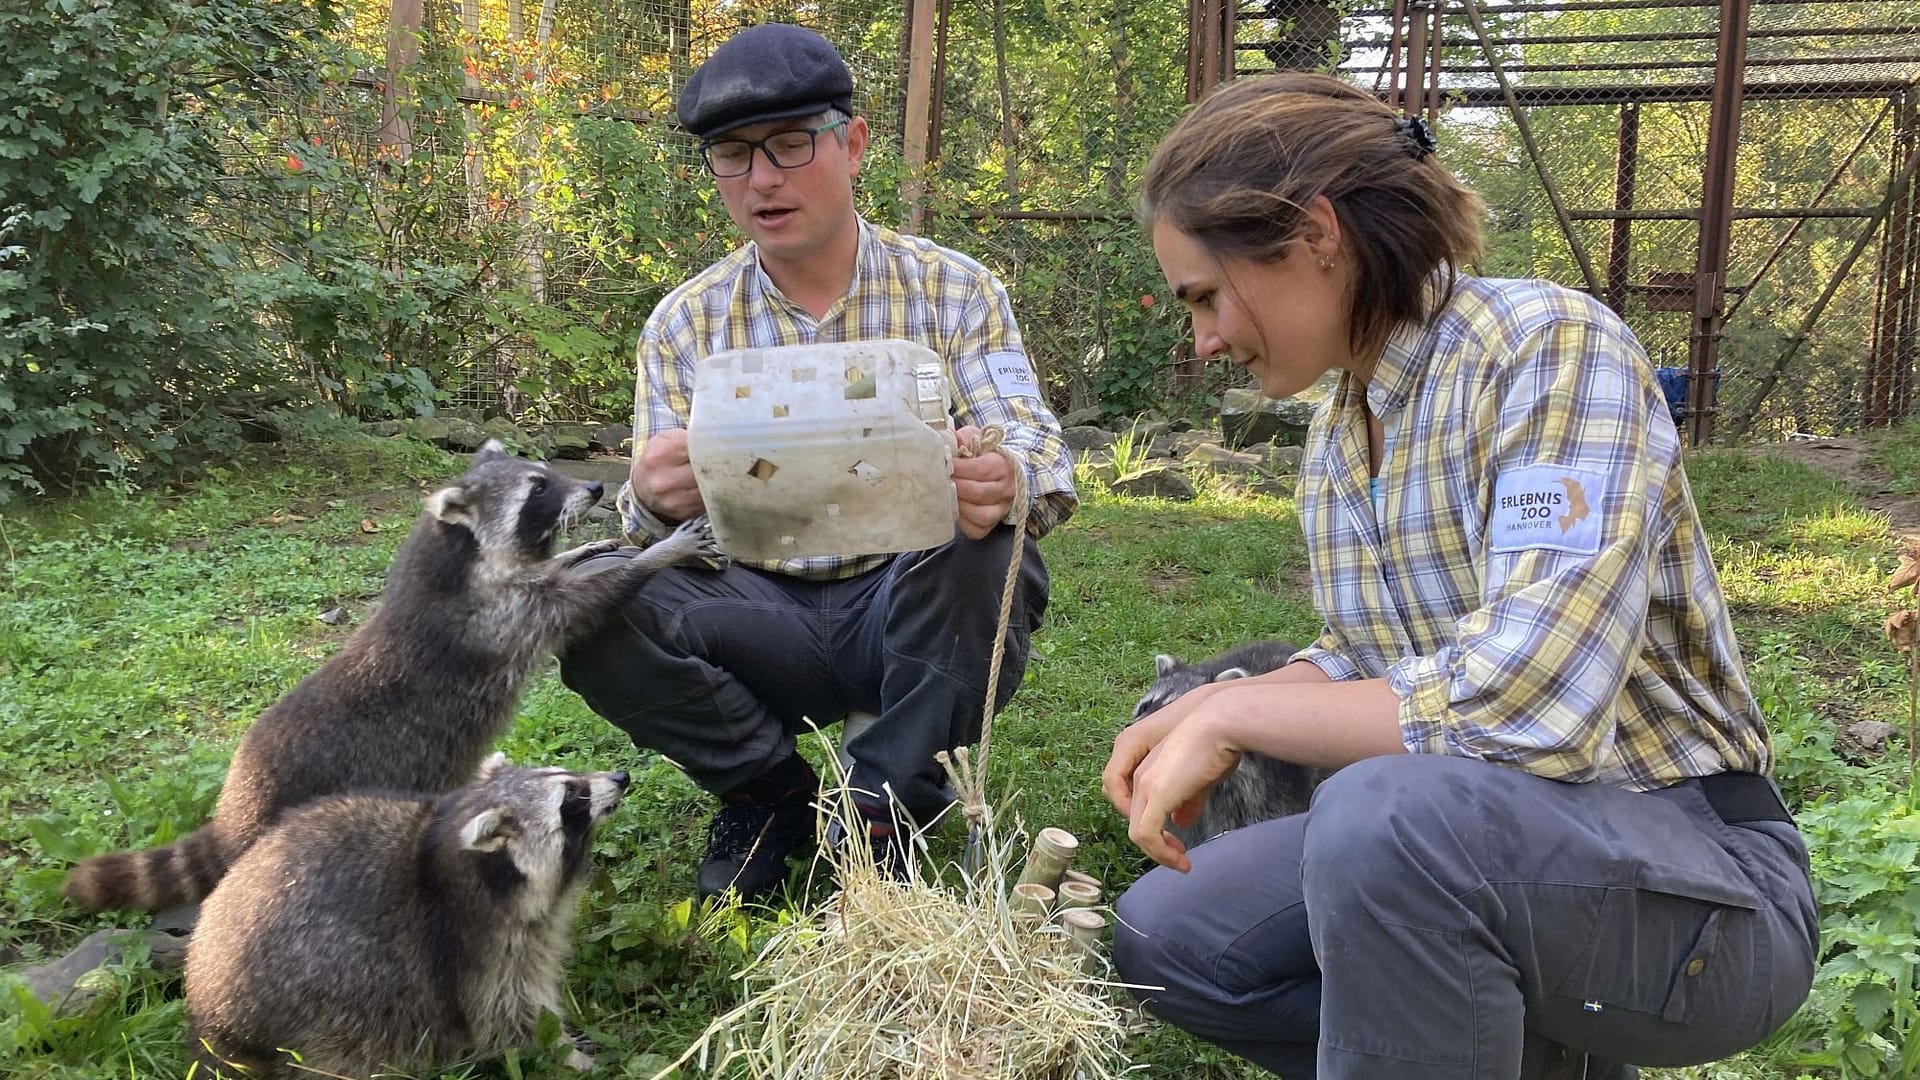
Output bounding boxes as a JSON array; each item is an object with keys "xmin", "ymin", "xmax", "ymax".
[
  {"xmin": 632, "ymin": 428, "xmax": 706, "ymax": 524},
  {"xmin": 952, "ymin": 425, "xmax": 1017, "ymax": 540}
]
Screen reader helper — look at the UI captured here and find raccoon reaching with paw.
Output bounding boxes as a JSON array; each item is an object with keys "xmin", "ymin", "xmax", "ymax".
[
  {"xmin": 186, "ymin": 755, "xmax": 625, "ymax": 1079},
  {"xmin": 64, "ymin": 439, "xmax": 715, "ymax": 913},
  {"xmin": 1130, "ymin": 639, "xmax": 1329, "ymax": 848}
]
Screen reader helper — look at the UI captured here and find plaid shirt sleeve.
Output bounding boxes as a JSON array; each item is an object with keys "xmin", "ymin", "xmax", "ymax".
[
  {"xmin": 618, "ymin": 296, "xmax": 703, "ymax": 542},
  {"xmin": 945, "ymin": 269, "xmax": 1078, "ymax": 538},
  {"xmin": 1385, "ymin": 316, "xmax": 1670, "ymax": 782}
]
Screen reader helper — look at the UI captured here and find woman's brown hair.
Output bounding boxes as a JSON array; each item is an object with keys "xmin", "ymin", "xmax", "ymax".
[{"xmin": 1142, "ymin": 72, "xmax": 1486, "ymax": 364}]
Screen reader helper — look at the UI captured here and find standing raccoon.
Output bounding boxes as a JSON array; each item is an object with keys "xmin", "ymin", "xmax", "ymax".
[
  {"xmin": 186, "ymin": 755, "xmax": 626, "ymax": 1078},
  {"xmin": 1130, "ymin": 639, "xmax": 1329, "ymax": 848},
  {"xmin": 64, "ymin": 439, "xmax": 714, "ymax": 913}
]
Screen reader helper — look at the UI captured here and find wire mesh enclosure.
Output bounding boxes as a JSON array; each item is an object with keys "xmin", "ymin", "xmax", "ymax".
[{"xmin": 1189, "ymin": 0, "xmax": 1920, "ymax": 441}]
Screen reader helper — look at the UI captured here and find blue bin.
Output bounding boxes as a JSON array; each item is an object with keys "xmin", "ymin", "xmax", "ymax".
[{"xmin": 1654, "ymin": 367, "xmax": 1718, "ymax": 424}]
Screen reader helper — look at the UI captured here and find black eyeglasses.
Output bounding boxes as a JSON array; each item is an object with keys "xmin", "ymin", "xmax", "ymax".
[{"xmin": 700, "ymin": 118, "xmax": 849, "ymax": 178}]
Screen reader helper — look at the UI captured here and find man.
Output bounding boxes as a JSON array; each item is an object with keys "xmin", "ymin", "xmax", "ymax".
[{"xmin": 559, "ymin": 23, "xmax": 1077, "ymax": 906}]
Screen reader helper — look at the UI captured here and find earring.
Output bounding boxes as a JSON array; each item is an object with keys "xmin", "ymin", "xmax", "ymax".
[{"xmin": 1318, "ymin": 255, "xmax": 1336, "ymax": 271}]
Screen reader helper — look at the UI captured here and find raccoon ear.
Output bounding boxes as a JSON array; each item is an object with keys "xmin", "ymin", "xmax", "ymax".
[
  {"xmin": 475, "ymin": 438, "xmax": 508, "ymax": 463},
  {"xmin": 425, "ymin": 485, "xmax": 471, "ymax": 526},
  {"xmin": 459, "ymin": 807, "xmax": 517, "ymax": 852},
  {"xmin": 1212, "ymin": 666, "xmax": 1254, "ymax": 683},
  {"xmin": 1154, "ymin": 653, "xmax": 1179, "ymax": 676},
  {"xmin": 475, "ymin": 752, "xmax": 511, "ymax": 781}
]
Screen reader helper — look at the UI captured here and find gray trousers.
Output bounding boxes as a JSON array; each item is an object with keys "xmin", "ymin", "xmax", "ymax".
[
  {"xmin": 1112, "ymin": 754, "xmax": 1819, "ymax": 1079},
  {"xmin": 557, "ymin": 525, "xmax": 1048, "ymax": 821}
]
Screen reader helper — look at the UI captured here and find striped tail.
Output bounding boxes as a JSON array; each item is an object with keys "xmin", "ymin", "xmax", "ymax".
[{"xmin": 63, "ymin": 825, "xmax": 231, "ymax": 913}]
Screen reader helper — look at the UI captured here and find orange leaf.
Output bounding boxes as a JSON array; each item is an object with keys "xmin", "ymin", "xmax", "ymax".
[{"xmin": 360, "ymin": 519, "xmax": 379, "ymax": 534}]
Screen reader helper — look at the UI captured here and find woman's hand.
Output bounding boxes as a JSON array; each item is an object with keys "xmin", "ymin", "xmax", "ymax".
[{"xmin": 1123, "ymin": 710, "xmax": 1245, "ymax": 873}]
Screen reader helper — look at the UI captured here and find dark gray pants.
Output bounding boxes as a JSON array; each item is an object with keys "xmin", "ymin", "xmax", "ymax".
[
  {"xmin": 1112, "ymin": 755, "xmax": 1819, "ymax": 1079},
  {"xmin": 557, "ymin": 525, "xmax": 1048, "ymax": 821}
]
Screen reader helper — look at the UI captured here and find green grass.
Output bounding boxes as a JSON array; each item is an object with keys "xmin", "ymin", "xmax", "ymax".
[{"xmin": 3, "ymin": 430, "xmax": 1918, "ymax": 1078}]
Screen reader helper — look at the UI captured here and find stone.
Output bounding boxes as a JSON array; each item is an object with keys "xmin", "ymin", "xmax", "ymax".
[
  {"xmin": 1265, "ymin": 445, "xmax": 1306, "ymax": 474},
  {"xmin": 1838, "ymin": 720, "xmax": 1899, "ymax": 759},
  {"xmin": 1218, "ymin": 388, "xmax": 1316, "ymax": 449},
  {"xmin": 407, "ymin": 417, "xmax": 452, "ymax": 448},
  {"xmin": 591, "ymin": 423, "xmax": 633, "ymax": 455},
  {"xmin": 1061, "ymin": 425, "xmax": 1116, "ymax": 451},
  {"xmin": 441, "ymin": 417, "xmax": 489, "ymax": 453},
  {"xmin": 12, "ymin": 926, "xmax": 190, "ymax": 1016},
  {"xmin": 1059, "ymin": 406, "xmax": 1106, "ymax": 428},
  {"xmin": 481, "ymin": 417, "xmax": 530, "ymax": 451},
  {"xmin": 548, "ymin": 424, "xmax": 594, "ymax": 460},
  {"xmin": 1108, "ymin": 463, "xmax": 1197, "ymax": 501}
]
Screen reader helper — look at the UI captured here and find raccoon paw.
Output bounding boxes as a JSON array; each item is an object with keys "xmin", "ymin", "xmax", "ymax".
[
  {"xmin": 561, "ymin": 1031, "xmax": 598, "ymax": 1071},
  {"xmin": 554, "ymin": 538, "xmax": 626, "ymax": 567},
  {"xmin": 663, "ymin": 515, "xmax": 721, "ymax": 560}
]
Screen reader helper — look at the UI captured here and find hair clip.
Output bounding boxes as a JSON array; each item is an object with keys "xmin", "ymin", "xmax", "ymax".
[{"xmin": 1397, "ymin": 115, "xmax": 1437, "ymax": 161}]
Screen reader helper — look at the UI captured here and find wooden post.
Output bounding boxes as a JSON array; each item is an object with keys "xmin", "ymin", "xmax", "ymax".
[
  {"xmin": 379, "ymin": 0, "xmax": 423, "ymax": 162},
  {"xmin": 901, "ymin": 0, "xmax": 938, "ymax": 233}
]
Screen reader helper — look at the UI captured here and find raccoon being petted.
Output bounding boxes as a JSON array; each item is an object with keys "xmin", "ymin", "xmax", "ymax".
[
  {"xmin": 63, "ymin": 440, "xmax": 716, "ymax": 913},
  {"xmin": 186, "ymin": 755, "xmax": 625, "ymax": 1079},
  {"xmin": 1129, "ymin": 639, "xmax": 1328, "ymax": 848}
]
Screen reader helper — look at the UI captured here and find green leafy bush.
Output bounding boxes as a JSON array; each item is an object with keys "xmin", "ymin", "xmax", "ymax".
[{"xmin": 0, "ymin": 0, "xmax": 324, "ymax": 500}]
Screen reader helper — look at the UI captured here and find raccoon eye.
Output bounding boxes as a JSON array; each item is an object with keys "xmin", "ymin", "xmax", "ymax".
[{"xmin": 529, "ymin": 476, "xmax": 548, "ymax": 495}]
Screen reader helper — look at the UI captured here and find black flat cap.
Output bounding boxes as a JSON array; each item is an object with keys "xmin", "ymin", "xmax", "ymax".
[{"xmin": 678, "ymin": 24, "xmax": 855, "ymax": 141}]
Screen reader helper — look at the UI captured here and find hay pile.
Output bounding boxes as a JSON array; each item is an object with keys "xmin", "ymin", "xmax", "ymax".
[{"xmin": 653, "ymin": 748, "xmax": 1133, "ymax": 1080}]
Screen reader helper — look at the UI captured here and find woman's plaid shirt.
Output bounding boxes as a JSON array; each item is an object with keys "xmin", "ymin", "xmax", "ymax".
[
  {"xmin": 1291, "ymin": 276, "xmax": 1770, "ymax": 790},
  {"xmin": 619, "ymin": 218, "xmax": 1077, "ymax": 580}
]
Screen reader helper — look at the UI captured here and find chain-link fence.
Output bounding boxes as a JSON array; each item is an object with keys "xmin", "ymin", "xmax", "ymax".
[{"xmin": 1317, "ymin": 0, "xmax": 1920, "ymax": 441}]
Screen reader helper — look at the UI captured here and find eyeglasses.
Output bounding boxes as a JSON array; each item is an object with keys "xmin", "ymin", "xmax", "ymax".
[{"xmin": 700, "ymin": 118, "xmax": 849, "ymax": 178}]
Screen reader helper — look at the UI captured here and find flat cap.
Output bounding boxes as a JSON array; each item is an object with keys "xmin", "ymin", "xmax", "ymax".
[{"xmin": 678, "ymin": 24, "xmax": 855, "ymax": 141}]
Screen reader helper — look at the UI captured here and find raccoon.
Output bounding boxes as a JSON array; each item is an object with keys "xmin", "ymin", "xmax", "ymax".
[
  {"xmin": 64, "ymin": 439, "xmax": 714, "ymax": 913},
  {"xmin": 1130, "ymin": 639, "xmax": 1328, "ymax": 849},
  {"xmin": 186, "ymin": 755, "xmax": 625, "ymax": 1079}
]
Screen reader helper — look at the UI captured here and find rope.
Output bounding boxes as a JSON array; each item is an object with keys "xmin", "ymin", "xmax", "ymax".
[{"xmin": 944, "ymin": 424, "xmax": 1031, "ymax": 835}]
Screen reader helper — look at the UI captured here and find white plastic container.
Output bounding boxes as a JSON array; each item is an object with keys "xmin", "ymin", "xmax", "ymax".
[{"xmin": 686, "ymin": 339, "xmax": 957, "ymax": 561}]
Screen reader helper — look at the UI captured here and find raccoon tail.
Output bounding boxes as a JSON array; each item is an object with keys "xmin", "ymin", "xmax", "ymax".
[{"xmin": 63, "ymin": 826, "xmax": 230, "ymax": 913}]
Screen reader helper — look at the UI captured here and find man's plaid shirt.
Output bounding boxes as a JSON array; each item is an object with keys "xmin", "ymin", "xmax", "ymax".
[
  {"xmin": 620, "ymin": 217, "xmax": 1077, "ymax": 580},
  {"xmin": 1291, "ymin": 276, "xmax": 1770, "ymax": 790}
]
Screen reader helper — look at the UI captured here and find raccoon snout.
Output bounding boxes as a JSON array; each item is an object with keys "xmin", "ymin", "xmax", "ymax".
[
  {"xmin": 610, "ymin": 770, "xmax": 630, "ymax": 789},
  {"xmin": 583, "ymin": 481, "xmax": 604, "ymax": 502}
]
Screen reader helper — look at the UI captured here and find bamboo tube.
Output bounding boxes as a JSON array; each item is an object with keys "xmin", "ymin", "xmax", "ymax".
[
  {"xmin": 1015, "ymin": 827, "xmax": 1078, "ymax": 893},
  {"xmin": 1060, "ymin": 869, "xmax": 1103, "ymax": 892},
  {"xmin": 1010, "ymin": 882, "xmax": 1055, "ymax": 929},
  {"xmin": 1055, "ymin": 879, "xmax": 1102, "ymax": 911},
  {"xmin": 1058, "ymin": 908, "xmax": 1108, "ymax": 974}
]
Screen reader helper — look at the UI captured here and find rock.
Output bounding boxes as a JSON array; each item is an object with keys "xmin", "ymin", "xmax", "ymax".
[
  {"xmin": 1168, "ymin": 431, "xmax": 1216, "ymax": 456},
  {"xmin": 481, "ymin": 417, "xmax": 530, "ymax": 451},
  {"xmin": 1265, "ymin": 445, "xmax": 1306, "ymax": 474},
  {"xmin": 1219, "ymin": 388, "xmax": 1316, "ymax": 449},
  {"xmin": 441, "ymin": 417, "xmax": 490, "ymax": 453},
  {"xmin": 1075, "ymin": 451, "xmax": 1120, "ymax": 487},
  {"xmin": 1838, "ymin": 720, "xmax": 1900, "ymax": 759},
  {"xmin": 591, "ymin": 423, "xmax": 633, "ymax": 455},
  {"xmin": 1059, "ymin": 406, "xmax": 1106, "ymax": 428},
  {"xmin": 1246, "ymin": 475, "xmax": 1296, "ymax": 498},
  {"xmin": 1108, "ymin": 463, "xmax": 1197, "ymax": 501},
  {"xmin": 1123, "ymin": 418, "xmax": 1172, "ymax": 443},
  {"xmin": 1062, "ymin": 425, "xmax": 1116, "ymax": 451},
  {"xmin": 364, "ymin": 420, "xmax": 407, "ymax": 439},
  {"xmin": 1147, "ymin": 435, "xmax": 1179, "ymax": 459},
  {"xmin": 13, "ymin": 926, "xmax": 190, "ymax": 1016},
  {"xmin": 548, "ymin": 424, "xmax": 594, "ymax": 460},
  {"xmin": 316, "ymin": 606, "xmax": 348, "ymax": 626},
  {"xmin": 407, "ymin": 417, "xmax": 452, "ymax": 448}
]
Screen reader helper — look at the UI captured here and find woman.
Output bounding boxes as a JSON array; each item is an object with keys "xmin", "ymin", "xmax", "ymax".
[{"xmin": 1105, "ymin": 72, "xmax": 1818, "ymax": 1080}]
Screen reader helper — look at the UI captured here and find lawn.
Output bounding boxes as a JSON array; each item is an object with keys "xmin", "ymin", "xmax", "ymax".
[{"xmin": 4, "ymin": 425, "xmax": 1919, "ymax": 1079}]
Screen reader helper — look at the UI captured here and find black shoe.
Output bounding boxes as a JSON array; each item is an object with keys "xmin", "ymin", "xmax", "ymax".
[
  {"xmin": 696, "ymin": 796, "xmax": 814, "ymax": 906},
  {"xmin": 825, "ymin": 810, "xmax": 913, "ymax": 885}
]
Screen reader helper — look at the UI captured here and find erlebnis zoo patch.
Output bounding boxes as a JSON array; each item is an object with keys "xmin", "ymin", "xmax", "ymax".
[
  {"xmin": 1489, "ymin": 464, "xmax": 1606, "ymax": 556},
  {"xmin": 985, "ymin": 351, "xmax": 1042, "ymax": 400}
]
